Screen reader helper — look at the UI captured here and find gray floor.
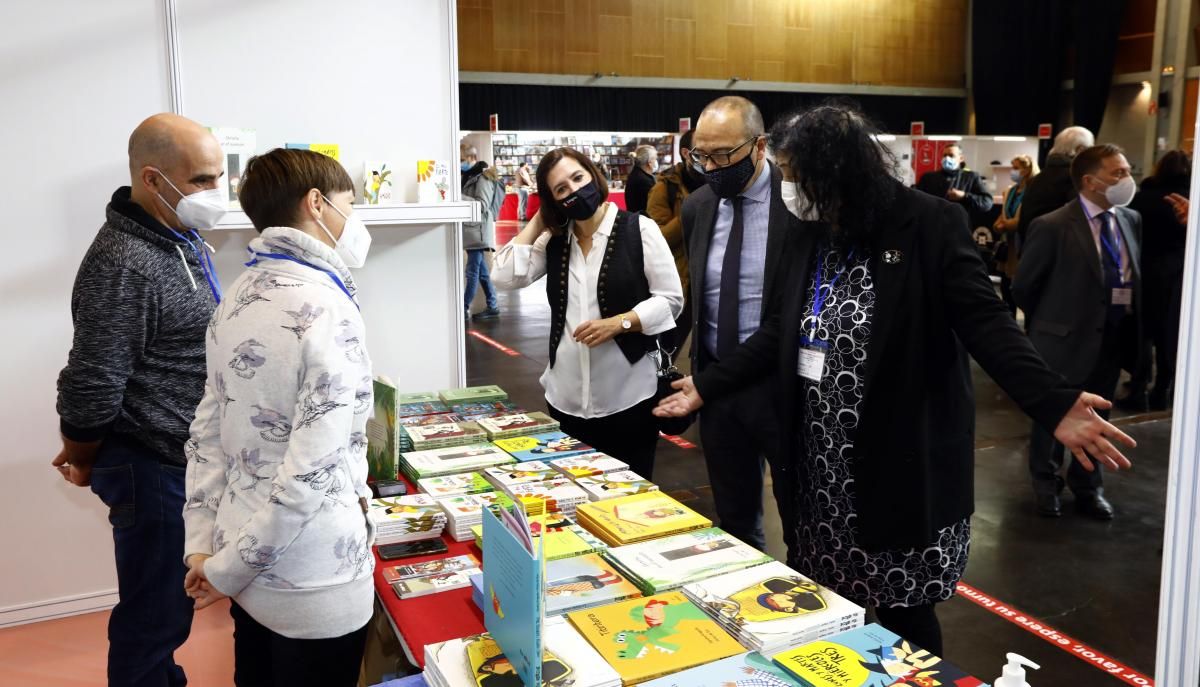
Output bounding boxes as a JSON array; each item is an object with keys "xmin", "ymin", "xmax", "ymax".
[{"xmin": 466, "ymin": 281, "xmax": 1171, "ymax": 684}]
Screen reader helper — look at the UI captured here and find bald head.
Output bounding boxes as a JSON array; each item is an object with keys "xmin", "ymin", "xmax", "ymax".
[
  {"xmin": 691, "ymin": 96, "xmax": 768, "ymax": 181},
  {"xmin": 697, "ymin": 96, "xmax": 765, "ymax": 140},
  {"xmin": 128, "ymin": 113, "xmax": 224, "ymax": 229}
]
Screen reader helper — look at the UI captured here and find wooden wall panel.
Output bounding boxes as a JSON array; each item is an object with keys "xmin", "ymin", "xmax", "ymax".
[{"xmin": 459, "ymin": 0, "xmax": 969, "ymax": 88}]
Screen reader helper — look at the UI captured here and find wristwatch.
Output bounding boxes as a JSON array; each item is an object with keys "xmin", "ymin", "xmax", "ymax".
[{"xmin": 619, "ymin": 313, "xmax": 633, "ymax": 330}]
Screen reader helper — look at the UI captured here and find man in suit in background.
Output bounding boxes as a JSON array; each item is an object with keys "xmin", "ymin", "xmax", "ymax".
[
  {"xmin": 914, "ymin": 143, "xmax": 993, "ymax": 224},
  {"xmin": 1018, "ymin": 126, "xmax": 1095, "ymax": 239},
  {"xmin": 625, "ymin": 144, "xmax": 658, "ymax": 216},
  {"xmin": 1014, "ymin": 143, "xmax": 1142, "ymax": 520},
  {"xmin": 681, "ymin": 96, "xmax": 798, "ymax": 564}
]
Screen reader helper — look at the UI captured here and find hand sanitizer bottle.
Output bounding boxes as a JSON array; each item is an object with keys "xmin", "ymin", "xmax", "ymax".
[{"xmin": 994, "ymin": 652, "xmax": 1040, "ymax": 687}]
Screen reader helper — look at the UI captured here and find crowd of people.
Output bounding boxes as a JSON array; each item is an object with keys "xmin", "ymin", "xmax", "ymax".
[{"xmin": 52, "ymin": 94, "xmax": 1188, "ymax": 684}]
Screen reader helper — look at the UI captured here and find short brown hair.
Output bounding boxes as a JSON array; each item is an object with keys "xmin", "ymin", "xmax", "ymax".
[
  {"xmin": 535, "ymin": 147, "xmax": 609, "ymax": 231},
  {"xmin": 238, "ymin": 148, "xmax": 354, "ymax": 232},
  {"xmin": 1071, "ymin": 144, "xmax": 1125, "ymax": 191}
]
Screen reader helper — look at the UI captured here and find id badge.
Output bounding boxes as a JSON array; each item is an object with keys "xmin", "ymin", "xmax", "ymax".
[
  {"xmin": 798, "ymin": 337, "xmax": 828, "ymax": 383},
  {"xmin": 1112, "ymin": 287, "xmax": 1133, "ymax": 306}
]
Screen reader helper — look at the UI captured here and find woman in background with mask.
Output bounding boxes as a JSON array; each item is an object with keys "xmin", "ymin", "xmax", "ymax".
[
  {"xmin": 992, "ymin": 154, "xmax": 1039, "ymax": 315},
  {"xmin": 492, "ymin": 147, "xmax": 683, "ymax": 478},
  {"xmin": 182, "ymin": 148, "xmax": 376, "ymax": 687}
]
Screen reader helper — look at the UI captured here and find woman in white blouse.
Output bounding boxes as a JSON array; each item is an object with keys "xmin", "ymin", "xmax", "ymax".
[{"xmin": 492, "ymin": 147, "xmax": 683, "ymax": 477}]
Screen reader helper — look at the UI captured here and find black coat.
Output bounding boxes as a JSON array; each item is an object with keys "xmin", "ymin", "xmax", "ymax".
[
  {"xmin": 691, "ymin": 184, "xmax": 1079, "ymax": 551},
  {"xmin": 624, "ymin": 167, "xmax": 657, "ymax": 215},
  {"xmin": 915, "ymin": 167, "xmax": 994, "ymax": 219},
  {"xmin": 1017, "ymin": 153, "xmax": 1075, "ymax": 239}
]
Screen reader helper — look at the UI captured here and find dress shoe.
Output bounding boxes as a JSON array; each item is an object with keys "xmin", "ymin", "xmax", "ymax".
[
  {"xmin": 1075, "ymin": 493, "xmax": 1115, "ymax": 521},
  {"xmin": 1036, "ymin": 493, "xmax": 1062, "ymax": 517}
]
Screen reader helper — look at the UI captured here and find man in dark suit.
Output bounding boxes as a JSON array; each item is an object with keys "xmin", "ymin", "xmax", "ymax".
[
  {"xmin": 680, "ymin": 96, "xmax": 798, "ymax": 564},
  {"xmin": 624, "ymin": 144, "xmax": 658, "ymax": 215},
  {"xmin": 1014, "ymin": 143, "xmax": 1142, "ymax": 520},
  {"xmin": 914, "ymin": 143, "xmax": 993, "ymax": 223},
  {"xmin": 1017, "ymin": 126, "xmax": 1095, "ymax": 239}
]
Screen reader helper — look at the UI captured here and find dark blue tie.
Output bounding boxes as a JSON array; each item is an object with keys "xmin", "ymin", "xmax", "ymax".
[
  {"xmin": 1099, "ymin": 212, "xmax": 1125, "ymax": 323},
  {"xmin": 717, "ymin": 197, "xmax": 744, "ymax": 360}
]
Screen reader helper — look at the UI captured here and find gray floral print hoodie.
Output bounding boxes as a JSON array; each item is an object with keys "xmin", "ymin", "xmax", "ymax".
[{"xmin": 184, "ymin": 226, "xmax": 375, "ymax": 639}]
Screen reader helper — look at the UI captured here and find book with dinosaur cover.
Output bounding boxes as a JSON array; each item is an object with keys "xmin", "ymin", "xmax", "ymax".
[
  {"xmin": 684, "ymin": 561, "xmax": 864, "ymax": 656},
  {"xmin": 566, "ymin": 592, "xmax": 744, "ymax": 685},
  {"xmin": 418, "ymin": 472, "xmax": 495, "ymax": 498},
  {"xmin": 476, "ymin": 412, "xmax": 560, "ymax": 441},
  {"xmin": 544, "ymin": 553, "xmax": 643, "ymax": 616},
  {"xmin": 367, "ymin": 494, "xmax": 447, "ymax": 545},
  {"xmin": 405, "ymin": 421, "xmax": 488, "ymax": 451},
  {"xmin": 483, "ymin": 460, "xmax": 560, "ymax": 491},
  {"xmin": 575, "ymin": 491, "xmax": 712, "ymax": 546},
  {"xmin": 575, "ymin": 470, "xmax": 659, "ymax": 501},
  {"xmin": 438, "ymin": 385, "xmax": 508, "ymax": 404},
  {"xmin": 550, "ymin": 452, "xmax": 630, "ymax": 479},
  {"xmin": 381, "ymin": 554, "xmax": 480, "ymax": 584},
  {"xmin": 606, "ymin": 528, "xmax": 773, "ymax": 594},
  {"xmin": 771, "ymin": 623, "xmax": 989, "ymax": 687},
  {"xmin": 400, "ymin": 443, "xmax": 514, "ymax": 481},
  {"xmin": 640, "ymin": 651, "xmax": 802, "ymax": 687},
  {"xmin": 493, "ymin": 432, "xmax": 595, "ymax": 462},
  {"xmin": 392, "ymin": 567, "xmax": 479, "ymax": 599}
]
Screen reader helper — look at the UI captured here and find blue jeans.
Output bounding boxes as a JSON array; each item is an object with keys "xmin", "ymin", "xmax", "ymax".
[
  {"xmin": 464, "ymin": 249, "xmax": 497, "ymax": 313},
  {"xmin": 90, "ymin": 436, "xmax": 194, "ymax": 687},
  {"xmin": 517, "ymin": 188, "xmax": 529, "ymax": 220}
]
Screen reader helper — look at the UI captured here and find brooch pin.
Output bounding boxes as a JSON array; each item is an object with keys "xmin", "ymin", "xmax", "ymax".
[{"xmin": 882, "ymin": 249, "xmax": 903, "ymax": 265}]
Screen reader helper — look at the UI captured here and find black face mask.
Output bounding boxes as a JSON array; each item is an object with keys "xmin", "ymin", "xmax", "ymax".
[
  {"xmin": 560, "ymin": 180, "xmax": 604, "ymax": 221},
  {"xmin": 704, "ymin": 148, "xmax": 758, "ymax": 199}
]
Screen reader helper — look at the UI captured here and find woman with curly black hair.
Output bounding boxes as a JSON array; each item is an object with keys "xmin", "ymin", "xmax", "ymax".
[{"xmin": 656, "ymin": 103, "xmax": 1136, "ymax": 653}]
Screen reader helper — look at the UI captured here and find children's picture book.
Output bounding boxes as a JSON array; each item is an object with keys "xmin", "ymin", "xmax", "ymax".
[
  {"xmin": 575, "ymin": 470, "xmax": 659, "ymax": 501},
  {"xmin": 417, "ymin": 160, "xmax": 450, "ymax": 203},
  {"xmin": 363, "ymin": 160, "xmax": 394, "ymax": 204},
  {"xmin": 208, "ymin": 127, "xmax": 255, "ymax": 208},
  {"xmin": 396, "ymin": 401, "xmax": 451, "ymax": 419},
  {"xmin": 392, "ymin": 568, "xmax": 479, "ymax": 599},
  {"xmin": 544, "ymin": 553, "xmax": 643, "ymax": 616},
  {"xmin": 606, "ymin": 528, "xmax": 773, "ymax": 594},
  {"xmin": 483, "ymin": 460, "xmax": 559, "ymax": 490},
  {"xmin": 401, "ymin": 443, "xmax": 515, "ymax": 479},
  {"xmin": 771, "ymin": 623, "xmax": 989, "ymax": 687},
  {"xmin": 381, "ymin": 554, "xmax": 479, "ymax": 584},
  {"xmin": 492, "ymin": 432, "xmax": 595, "ymax": 462},
  {"xmin": 439, "ymin": 385, "xmax": 508, "ymax": 404},
  {"xmin": 472, "ymin": 514, "xmax": 600, "ymax": 561},
  {"xmin": 549, "ymin": 452, "xmax": 629, "ymax": 478},
  {"xmin": 566, "ymin": 592, "xmax": 744, "ymax": 685},
  {"xmin": 482, "ymin": 501, "xmax": 546, "ymax": 687},
  {"xmin": 418, "ymin": 471, "xmax": 495, "ymax": 498},
  {"xmin": 476, "ymin": 412, "xmax": 560, "ymax": 440},
  {"xmin": 405, "ymin": 421, "xmax": 488, "ymax": 450},
  {"xmin": 366, "ymin": 379, "xmax": 400, "ymax": 481},
  {"xmin": 285, "ymin": 142, "xmax": 340, "ymax": 160},
  {"xmin": 396, "ymin": 390, "xmax": 441, "ymax": 404},
  {"xmin": 575, "ymin": 491, "xmax": 712, "ymax": 546},
  {"xmin": 450, "ymin": 400, "xmax": 522, "ymax": 421},
  {"xmin": 507, "ymin": 478, "xmax": 589, "ymax": 517},
  {"xmin": 640, "ymin": 651, "xmax": 802, "ymax": 687}
]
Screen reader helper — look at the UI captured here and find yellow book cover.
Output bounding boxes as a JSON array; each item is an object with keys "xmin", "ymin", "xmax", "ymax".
[
  {"xmin": 463, "ymin": 634, "xmax": 573, "ymax": 687},
  {"xmin": 566, "ymin": 592, "xmax": 743, "ymax": 685},
  {"xmin": 576, "ymin": 492, "xmax": 711, "ymax": 544}
]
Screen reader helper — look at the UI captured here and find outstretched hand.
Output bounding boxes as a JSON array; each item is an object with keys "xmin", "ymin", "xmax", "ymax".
[
  {"xmin": 653, "ymin": 376, "xmax": 704, "ymax": 417},
  {"xmin": 1053, "ymin": 392, "xmax": 1136, "ymax": 472}
]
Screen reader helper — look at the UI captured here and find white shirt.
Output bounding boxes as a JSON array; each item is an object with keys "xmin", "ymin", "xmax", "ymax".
[
  {"xmin": 1079, "ymin": 194, "xmax": 1132, "ymax": 283},
  {"xmin": 492, "ymin": 203, "xmax": 684, "ymax": 418}
]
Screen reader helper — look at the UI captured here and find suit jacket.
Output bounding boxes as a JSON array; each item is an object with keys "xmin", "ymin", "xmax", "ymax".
[
  {"xmin": 915, "ymin": 167, "xmax": 994, "ymax": 218},
  {"xmin": 680, "ymin": 161, "xmax": 792, "ymax": 366},
  {"xmin": 1016, "ymin": 153, "xmax": 1075, "ymax": 238},
  {"xmin": 692, "ymin": 183, "xmax": 1080, "ymax": 552},
  {"xmin": 1012, "ymin": 199, "xmax": 1143, "ymax": 384},
  {"xmin": 624, "ymin": 166, "xmax": 657, "ymax": 215}
]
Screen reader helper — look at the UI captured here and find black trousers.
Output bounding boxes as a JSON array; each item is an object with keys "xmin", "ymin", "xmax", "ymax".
[
  {"xmin": 697, "ymin": 370, "xmax": 798, "ymax": 564},
  {"xmin": 230, "ymin": 602, "xmax": 368, "ymax": 687},
  {"xmin": 872, "ymin": 604, "xmax": 943, "ymax": 656},
  {"xmin": 1028, "ymin": 319, "xmax": 1124, "ymax": 497},
  {"xmin": 548, "ymin": 396, "xmax": 660, "ymax": 478}
]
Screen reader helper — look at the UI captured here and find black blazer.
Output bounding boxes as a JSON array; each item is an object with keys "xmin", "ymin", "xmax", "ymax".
[
  {"xmin": 692, "ymin": 183, "xmax": 1080, "ymax": 551},
  {"xmin": 1016, "ymin": 154, "xmax": 1075, "ymax": 238},
  {"xmin": 1012, "ymin": 199, "xmax": 1143, "ymax": 384},
  {"xmin": 680, "ymin": 161, "xmax": 793, "ymax": 365}
]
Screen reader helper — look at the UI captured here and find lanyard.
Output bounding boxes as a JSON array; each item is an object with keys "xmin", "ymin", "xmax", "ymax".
[
  {"xmin": 807, "ymin": 246, "xmax": 855, "ymax": 341},
  {"xmin": 169, "ymin": 228, "xmax": 222, "ymax": 303},
  {"xmin": 244, "ymin": 249, "xmax": 359, "ymax": 310},
  {"xmin": 1083, "ymin": 206, "xmax": 1124, "ymax": 277}
]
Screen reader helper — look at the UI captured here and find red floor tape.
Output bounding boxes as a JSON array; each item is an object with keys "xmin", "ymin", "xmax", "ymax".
[
  {"xmin": 467, "ymin": 329, "xmax": 522, "ymax": 357},
  {"xmin": 659, "ymin": 432, "xmax": 697, "ymax": 449}
]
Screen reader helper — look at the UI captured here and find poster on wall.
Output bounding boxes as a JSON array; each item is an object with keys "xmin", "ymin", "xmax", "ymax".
[
  {"xmin": 910, "ymin": 121, "xmax": 925, "ymax": 136},
  {"xmin": 679, "ymin": 117, "xmax": 692, "ymax": 134},
  {"xmin": 489, "ymin": 114, "xmax": 499, "ymax": 133},
  {"xmin": 911, "ymin": 139, "xmax": 953, "ymax": 185},
  {"xmin": 209, "ymin": 127, "xmax": 256, "ymax": 208}
]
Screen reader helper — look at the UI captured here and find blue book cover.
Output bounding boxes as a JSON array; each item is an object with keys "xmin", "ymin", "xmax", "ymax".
[
  {"xmin": 641, "ymin": 651, "xmax": 801, "ymax": 687},
  {"xmin": 470, "ymin": 572, "xmax": 484, "ymax": 612},
  {"xmin": 482, "ymin": 502, "xmax": 546, "ymax": 687}
]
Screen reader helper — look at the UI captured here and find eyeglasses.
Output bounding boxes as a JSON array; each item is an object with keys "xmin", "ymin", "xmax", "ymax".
[{"xmin": 688, "ymin": 136, "xmax": 759, "ymax": 168}]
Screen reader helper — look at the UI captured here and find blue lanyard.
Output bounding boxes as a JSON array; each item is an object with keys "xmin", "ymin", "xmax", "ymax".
[
  {"xmin": 169, "ymin": 228, "xmax": 222, "ymax": 303},
  {"xmin": 806, "ymin": 246, "xmax": 855, "ymax": 342},
  {"xmin": 244, "ymin": 249, "xmax": 359, "ymax": 310},
  {"xmin": 1083, "ymin": 206, "xmax": 1124, "ymax": 277}
]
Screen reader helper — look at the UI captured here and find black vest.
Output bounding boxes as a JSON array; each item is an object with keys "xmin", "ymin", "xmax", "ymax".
[{"xmin": 545, "ymin": 209, "xmax": 656, "ymax": 367}]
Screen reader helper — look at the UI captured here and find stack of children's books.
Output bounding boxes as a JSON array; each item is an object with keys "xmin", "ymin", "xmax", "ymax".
[
  {"xmin": 384, "ymin": 555, "xmax": 481, "ymax": 600},
  {"xmin": 640, "ymin": 651, "xmax": 802, "ymax": 687},
  {"xmin": 494, "ymin": 431, "xmax": 596, "ymax": 462},
  {"xmin": 367, "ymin": 495, "xmax": 447, "ymax": 545},
  {"xmin": 770, "ymin": 623, "xmax": 990, "ymax": 687},
  {"xmin": 482, "ymin": 460, "xmax": 560, "ymax": 494},
  {"xmin": 604, "ymin": 528, "xmax": 774, "ymax": 594},
  {"xmin": 543, "ymin": 553, "xmax": 645, "ymax": 616},
  {"xmin": 423, "ymin": 616, "xmax": 621, "ymax": 687},
  {"xmin": 684, "ymin": 561, "xmax": 864, "ymax": 656},
  {"xmin": 438, "ymin": 385, "xmax": 509, "ymax": 405},
  {"xmin": 574, "ymin": 491, "xmax": 712, "ymax": 546},
  {"xmin": 507, "ymin": 477, "xmax": 590, "ymax": 518},
  {"xmin": 396, "ymin": 410, "xmax": 459, "ymax": 453},
  {"xmin": 549, "ymin": 452, "xmax": 629, "ymax": 478},
  {"xmin": 436, "ymin": 491, "xmax": 517, "ymax": 541},
  {"xmin": 575, "ymin": 470, "xmax": 659, "ymax": 501},
  {"xmin": 399, "ymin": 443, "xmax": 514, "ymax": 482},
  {"xmin": 417, "ymin": 471, "xmax": 495, "ymax": 499},
  {"xmin": 476, "ymin": 412, "xmax": 560, "ymax": 441},
  {"xmin": 449, "ymin": 400, "xmax": 522, "ymax": 422},
  {"xmin": 566, "ymin": 592, "xmax": 745, "ymax": 685},
  {"xmin": 404, "ymin": 420, "xmax": 488, "ymax": 452}
]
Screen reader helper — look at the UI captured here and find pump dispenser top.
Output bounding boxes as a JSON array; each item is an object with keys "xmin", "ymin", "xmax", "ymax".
[{"xmin": 994, "ymin": 652, "xmax": 1040, "ymax": 687}]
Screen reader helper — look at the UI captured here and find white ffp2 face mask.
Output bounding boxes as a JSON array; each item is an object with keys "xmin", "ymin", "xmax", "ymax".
[
  {"xmin": 1102, "ymin": 175, "xmax": 1137, "ymax": 208},
  {"xmin": 316, "ymin": 196, "xmax": 372, "ymax": 268},
  {"xmin": 150, "ymin": 168, "xmax": 227, "ymax": 230},
  {"xmin": 780, "ymin": 181, "xmax": 817, "ymax": 220}
]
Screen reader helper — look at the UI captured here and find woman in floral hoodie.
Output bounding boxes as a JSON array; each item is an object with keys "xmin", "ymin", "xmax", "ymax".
[{"xmin": 183, "ymin": 148, "xmax": 375, "ymax": 686}]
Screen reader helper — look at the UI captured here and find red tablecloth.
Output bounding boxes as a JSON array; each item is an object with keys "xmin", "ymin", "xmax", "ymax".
[
  {"xmin": 372, "ymin": 477, "xmax": 485, "ymax": 668},
  {"xmin": 498, "ymin": 190, "xmax": 626, "ymax": 221}
]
